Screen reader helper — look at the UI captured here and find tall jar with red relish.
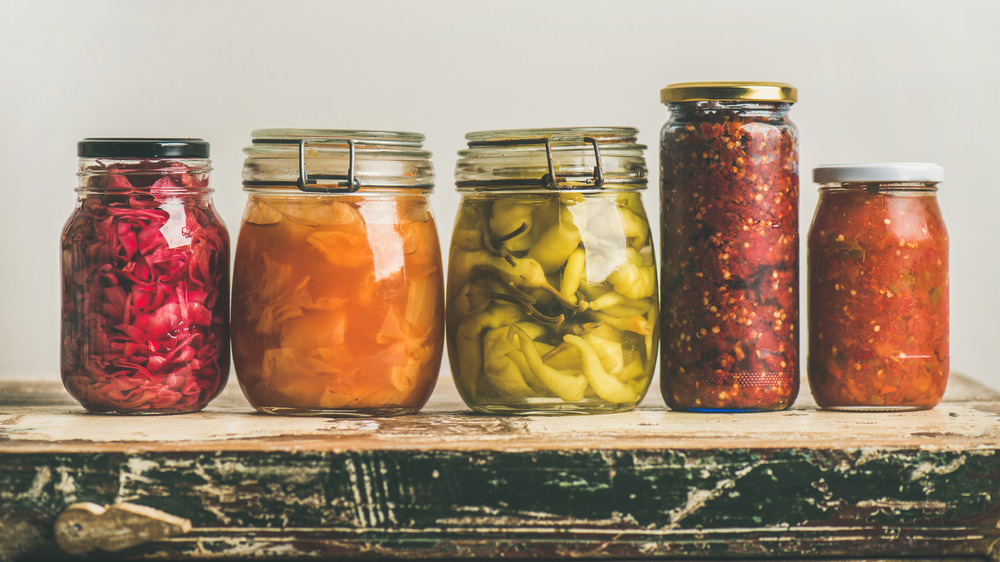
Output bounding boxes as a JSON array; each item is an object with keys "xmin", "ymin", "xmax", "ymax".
[
  {"xmin": 659, "ymin": 82, "xmax": 799, "ymax": 412},
  {"xmin": 808, "ymin": 163, "xmax": 949, "ymax": 410},
  {"xmin": 61, "ymin": 138, "xmax": 230, "ymax": 414}
]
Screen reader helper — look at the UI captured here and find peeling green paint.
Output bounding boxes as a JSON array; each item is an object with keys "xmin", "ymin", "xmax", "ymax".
[{"xmin": 2, "ymin": 447, "xmax": 999, "ymax": 559}]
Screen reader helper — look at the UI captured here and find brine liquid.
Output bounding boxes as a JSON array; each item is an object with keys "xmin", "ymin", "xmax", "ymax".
[
  {"xmin": 447, "ymin": 192, "xmax": 658, "ymax": 415},
  {"xmin": 231, "ymin": 193, "xmax": 444, "ymax": 416}
]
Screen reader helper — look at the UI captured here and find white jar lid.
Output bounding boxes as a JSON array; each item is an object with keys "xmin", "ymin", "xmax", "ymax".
[{"xmin": 813, "ymin": 162, "xmax": 944, "ymax": 184}]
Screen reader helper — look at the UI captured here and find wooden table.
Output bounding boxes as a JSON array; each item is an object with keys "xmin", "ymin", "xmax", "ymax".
[{"xmin": 1, "ymin": 374, "xmax": 999, "ymax": 561}]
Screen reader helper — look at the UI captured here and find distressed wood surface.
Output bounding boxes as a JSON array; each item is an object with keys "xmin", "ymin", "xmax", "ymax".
[{"xmin": 1, "ymin": 374, "xmax": 1000, "ymax": 561}]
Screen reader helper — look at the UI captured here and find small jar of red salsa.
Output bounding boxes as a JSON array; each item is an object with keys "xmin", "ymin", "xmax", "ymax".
[
  {"xmin": 659, "ymin": 82, "xmax": 799, "ymax": 412},
  {"xmin": 808, "ymin": 163, "xmax": 949, "ymax": 410}
]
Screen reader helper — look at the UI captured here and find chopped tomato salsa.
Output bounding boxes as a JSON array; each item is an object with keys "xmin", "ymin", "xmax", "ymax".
[
  {"xmin": 660, "ymin": 102, "xmax": 799, "ymax": 411},
  {"xmin": 808, "ymin": 186, "xmax": 949, "ymax": 409}
]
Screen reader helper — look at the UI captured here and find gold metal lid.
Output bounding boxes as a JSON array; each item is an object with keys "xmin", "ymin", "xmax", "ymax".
[{"xmin": 660, "ymin": 81, "xmax": 797, "ymax": 104}]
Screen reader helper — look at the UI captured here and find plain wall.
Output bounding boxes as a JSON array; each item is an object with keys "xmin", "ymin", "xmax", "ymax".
[{"xmin": 2, "ymin": 0, "xmax": 998, "ymax": 395}]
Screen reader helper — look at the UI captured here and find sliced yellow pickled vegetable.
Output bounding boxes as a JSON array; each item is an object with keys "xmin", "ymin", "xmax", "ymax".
[
  {"xmin": 508, "ymin": 326, "xmax": 587, "ymax": 402},
  {"xmin": 563, "ymin": 335, "xmax": 640, "ymax": 404}
]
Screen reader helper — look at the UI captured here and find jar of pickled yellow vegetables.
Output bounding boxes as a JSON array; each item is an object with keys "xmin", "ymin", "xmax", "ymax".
[
  {"xmin": 232, "ymin": 129, "xmax": 444, "ymax": 416},
  {"xmin": 448, "ymin": 127, "xmax": 658, "ymax": 414}
]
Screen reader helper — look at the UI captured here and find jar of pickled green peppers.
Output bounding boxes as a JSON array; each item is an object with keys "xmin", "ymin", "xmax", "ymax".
[{"xmin": 447, "ymin": 127, "xmax": 658, "ymax": 414}]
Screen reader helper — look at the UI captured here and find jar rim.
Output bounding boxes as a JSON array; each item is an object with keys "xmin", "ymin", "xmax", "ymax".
[
  {"xmin": 660, "ymin": 82, "xmax": 797, "ymax": 104},
  {"xmin": 249, "ymin": 128, "xmax": 425, "ymax": 147},
  {"xmin": 464, "ymin": 126, "xmax": 638, "ymax": 144}
]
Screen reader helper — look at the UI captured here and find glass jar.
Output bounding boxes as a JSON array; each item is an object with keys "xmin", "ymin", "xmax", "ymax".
[
  {"xmin": 808, "ymin": 163, "xmax": 949, "ymax": 410},
  {"xmin": 61, "ymin": 138, "xmax": 230, "ymax": 414},
  {"xmin": 232, "ymin": 129, "xmax": 444, "ymax": 416},
  {"xmin": 659, "ymin": 82, "xmax": 799, "ymax": 412},
  {"xmin": 448, "ymin": 127, "xmax": 658, "ymax": 415}
]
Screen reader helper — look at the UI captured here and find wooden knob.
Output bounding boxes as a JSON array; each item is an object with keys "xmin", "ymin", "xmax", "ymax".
[{"xmin": 54, "ymin": 502, "xmax": 191, "ymax": 555}]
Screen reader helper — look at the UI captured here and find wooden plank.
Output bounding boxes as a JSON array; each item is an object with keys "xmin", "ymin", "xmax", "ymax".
[
  {"xmin": 1, "ymin": 374, "xmax": 999, "ymax": 560},
  {"xmin": 1, "ymin": 375, "xmax": 998, "ymax": 452}
]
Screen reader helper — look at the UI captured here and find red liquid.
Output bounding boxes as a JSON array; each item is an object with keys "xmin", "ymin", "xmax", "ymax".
[{"xmin": 61, "ymin": 162, "xmax": 229, "ymax": 414}]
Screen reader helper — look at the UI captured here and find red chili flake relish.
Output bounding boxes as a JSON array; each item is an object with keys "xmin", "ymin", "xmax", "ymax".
[
  {"xmin": 808, "ymin": 164, "xmax": 948, "ymax": 410},
  {"xmin": 659, "ymin": 82, "xmax": 799, "ymax": 412}
]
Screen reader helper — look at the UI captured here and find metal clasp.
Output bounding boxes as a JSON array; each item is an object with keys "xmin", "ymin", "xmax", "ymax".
[
  {"xmin": 297, "ymin": 139, "xmax": 361, "ymax": 193},
  {"xmin": 244, "ymin": 138, "xmax": 363, "ymax": 192},
  {"xmin": 582, "ymin": 136, "xmax": 605, "ymax": 188},
  {"xmin": 464, "ymin": 136, "xmax": 607, "ymax": 190}
]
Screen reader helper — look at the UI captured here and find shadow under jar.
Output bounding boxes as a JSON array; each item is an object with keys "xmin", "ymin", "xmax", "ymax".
[
  {"xmin": 448, "ymin": 127, "xmax": 658, "ymax": 415},
  {"xmin": 232, "ymin": 130, "xmax": 444, "ymax": 416},
  {"xmin": 61, "ymin": 138, "xmax": 230, "ymax": 414},
  {"xmin": 808, "ymin": 163, "xmax": 949, "ymax": 411},
  {"xmin": 659, "ymin": 82, "xmax": 800, "ymax": 412}
]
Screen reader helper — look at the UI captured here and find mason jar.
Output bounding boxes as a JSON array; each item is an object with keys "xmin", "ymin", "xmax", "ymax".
[
  {"xmin": 232, "ymin": 129, "xmax": 444, "ymax": 416},
  {"xmin": 448, "ymin": 127, "xmax": 658, "ymax": 415},
  {"xmin": 808, "ymin": 163, "xmax": 949, "ymax": 410},
  {"xmin": 659, "ymin": 82, "xmax": 800, "ymax": 412},
  {"xmin": 61, "ymin": 138, "xmax": 230, "ymax": 414}
]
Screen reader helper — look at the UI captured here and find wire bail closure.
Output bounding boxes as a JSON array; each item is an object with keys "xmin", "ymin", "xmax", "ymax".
[
  {"xmin": 243, "ymin": 138, "xmax": 362, "ymax": 192},
  {"xmin": 296, "ymin": 139, "xmax": 361, "ymax": 193},
  {"xmin": 463, "ymin": 136, "xmax": 607, "ymax": 190}
]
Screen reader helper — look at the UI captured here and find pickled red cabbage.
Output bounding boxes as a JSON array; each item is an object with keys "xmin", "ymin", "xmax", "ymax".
[{"xmin": 61, "ymin": 161, "xmax": 229, "ymax": 413}]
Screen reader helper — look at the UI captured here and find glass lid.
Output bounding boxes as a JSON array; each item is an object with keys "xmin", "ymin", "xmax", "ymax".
[
  {"xmin": 242, "ymin": 129, "xmax": 434, "ymax": 192},
  {"xmin": 456, "ymin": 127, "xmax": 647, "ymax": 191}
]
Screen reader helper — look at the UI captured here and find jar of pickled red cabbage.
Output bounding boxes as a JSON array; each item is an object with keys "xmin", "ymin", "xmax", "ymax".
[
  {"xmin": 448, "ymin": 127, "xmax": 658, "ymax": 415},
  {"xmin": 659, "ymin": 82, "xmax": 800, "ymax": 412},
  {"xmin": 61, "ymin": 138, "xmax": 230, "ymax": 414},
  {"xmin": 233, "ymin": 129, "xmax": 444, "ymax": 416},
  {"xmin": 808, "ymin": 163, "xmax": 949, "ymax": 410}
]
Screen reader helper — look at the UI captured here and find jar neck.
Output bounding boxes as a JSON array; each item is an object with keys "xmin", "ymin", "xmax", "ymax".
[
  {"xmin": 244, "ymin": 186, "xmax": 433, "ymax": 196},
  {"xmin": 667, "ymin": 100, "xmax": 791, "ymax": 120},
  {"xmin": 77, "ymin": 158, "xmax": 212, "ymax": 193},
  {"xmin": 458, "ymin": 185, "xmax": 645, "ymax": 194},
  {"xmin": 818, "ymin": 182, "xmax": 939, "ymax": 194}
]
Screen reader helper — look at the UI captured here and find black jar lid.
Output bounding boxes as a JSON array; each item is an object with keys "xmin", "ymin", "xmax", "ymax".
[{"xmin": 78, "ymin": 138, "xmax": 210, "ymax": 159}]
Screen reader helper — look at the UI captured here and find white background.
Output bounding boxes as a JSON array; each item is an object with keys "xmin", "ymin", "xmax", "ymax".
[{"xmin": 2, "ymin": 1, "xmax": 998, "ymax": 395}]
